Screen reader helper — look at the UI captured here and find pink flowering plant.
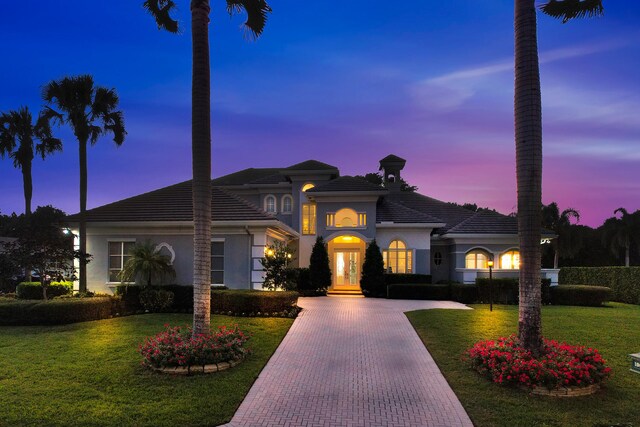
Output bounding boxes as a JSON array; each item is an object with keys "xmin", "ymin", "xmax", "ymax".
[
  {"xmin": 465, "ymin": 335, "xmax": 611, "ymax": 390},
  {"xmin": 139, "ymin": 324, "xmax": 251, "ymax": 368}
]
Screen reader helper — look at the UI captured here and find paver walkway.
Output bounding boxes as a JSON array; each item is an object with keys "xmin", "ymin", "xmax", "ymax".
[{"xmin": 223, "ymin": 297, "xmax": 473, "ymax": 427}]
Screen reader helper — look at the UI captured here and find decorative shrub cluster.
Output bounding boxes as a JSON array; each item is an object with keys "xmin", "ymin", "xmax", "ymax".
[
  {"xmin": 288, "ymin": 267, "xmax": 327, "ymax": 296},
  {"xmin": 16, "ymin": 281, "xmax": 73, "ymax": 300},
  {"xmin": 475, "ymin": 278, "xmax": 552, "ymax": 305},
  {"xmin": 466, "ymin": 335, "xmax": 611, "ymax": 390},
  {"xmin": 551, "ymin": 285, "xmax": 611, "ymax": 306},
  {"xmin": 211, "ymin": 290, "xmax": 299, "ymax": 318},
  {"xmin": 139, "ymin": 324, "xmax": 251, "ymax": 369},
  {"xmin": 139, "ymin": 288, "xmax": 174, "ymax": 312},
  {"xmin": 384, "ymin": 273, "xmax": 432, "ymax": 286},
  {"xmin": 560, "ymin": 267, "xmax": 640, "ymax": 304}
]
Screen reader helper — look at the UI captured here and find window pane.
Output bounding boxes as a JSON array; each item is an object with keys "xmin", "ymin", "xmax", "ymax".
[
  {"xmin": 477, "ymin": 253, "xmax": 487, "ymax": 269},
  {"xmin": 211, "ymin": 242, "xmax": 224, "ymax": 256},
  {"xmin": 388, "ymin": 252, "xmax": 397, "ymax": 273},
  {"xmin": 123, "ymin": 242, "xmax": 135, "ymax": 254},
  {"xmin": 211, "ymin": 271, "xmax": 224, "ymax": 284},
  {"xmin": 211, "ymin": 257, "xmax": 224, "ymax": 271},
  {"xmin": 465, "ymin": 254, "xmax": 476, "ymax": 269},
  {"xmin": 407, "ymin": 251, "xmax": 413, "ymax": 273},
  {"xmin": 109, "ymin": 255, "xmax": 121, "ymax": 269},
  {"xmin": 109, "ymin": 270, "xmax": 120, "ymax": 282},
  {"xmin": 109, "ymin": 242, "xmax": 121, "ymax": 256}
]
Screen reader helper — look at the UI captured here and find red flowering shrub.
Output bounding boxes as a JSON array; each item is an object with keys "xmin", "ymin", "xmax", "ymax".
[
  {"xmin": 466, "ymin": 335, "xmax": 611, "ymax": 390},
  {"xmin": 139, "ymin": 324, "xmax": 250, "ymax": 368}
]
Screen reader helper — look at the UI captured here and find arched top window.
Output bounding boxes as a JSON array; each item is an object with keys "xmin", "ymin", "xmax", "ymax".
[
  {"xmin": 465, "ymin": 249, "xmax": 490, "ymax": 269},
  {"xmin": 500, "ymin": 250, "xmax": 520, "ymax": 269},
  {"xmin": 383, "ymin": 240, "xmax": 412, "ymax": 274},
  {"xmin": 281, "ymin": 195, "xmax": 293, "ymax": 214},
  {"xmin": 302, "ymin": 183, "xmax": 315, "ymax": 192},
  {"xmin": 335, "ymin": 208, "xmax": 357, "ymax": 227},
  {"xmin": 264, "ymin": 195, "xmax": 277, "ymax": 214}
]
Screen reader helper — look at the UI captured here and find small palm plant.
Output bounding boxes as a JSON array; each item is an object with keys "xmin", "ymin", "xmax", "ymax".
[{"xmin": 119, "ymin": 241, "xmax": 176, "ymax": 287}]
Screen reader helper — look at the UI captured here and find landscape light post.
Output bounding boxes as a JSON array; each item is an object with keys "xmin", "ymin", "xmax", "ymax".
[{"xmin": 487, "ymin": 259, "xmax": 494, "ymax": 312}]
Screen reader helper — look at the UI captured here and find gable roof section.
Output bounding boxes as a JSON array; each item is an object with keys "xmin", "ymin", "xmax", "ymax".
[
  {"xmin": 306, "ymin": 176, "xmax": 387, "ymax": 193},
  {"xmin": 66, "ymin": 181, "xmax": 275, "ymax": 223},
  {"xmin": 376, "ymin": 199, "xmax": 443, "ymax": 224},
  {"xmin": 285, "ymin": 160, "xmax": 338, "ymax": 171},
  {"xmin": 211, "ymin": 168, "xmax": 286, "ymax": 186}
]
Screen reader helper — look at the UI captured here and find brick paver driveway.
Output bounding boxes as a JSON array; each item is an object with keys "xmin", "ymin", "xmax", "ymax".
[{"xmin": 223, "ymin": 297, "xmax": 473, "ymax": 427}]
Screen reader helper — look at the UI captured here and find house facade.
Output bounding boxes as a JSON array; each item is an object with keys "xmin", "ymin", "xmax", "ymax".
[{"xmin": 67, "ymin": 155, "xmax": 557, "ymax": 294}]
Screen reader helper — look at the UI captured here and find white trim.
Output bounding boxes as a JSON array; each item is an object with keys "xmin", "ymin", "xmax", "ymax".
[
  {"xmin": 264, "ymin": 194, "xmax": 277, "ymax": 214},
  {"xmin": 281, "ymin": 194, "xmax": 294, "ymax": 214},
  {"xmin": 154, "ymin": 242, "xmax": 175, "ymax": 265},
  {"xmin": 211, "ymin": 237, "xmax": 226, "ymax": 242}
]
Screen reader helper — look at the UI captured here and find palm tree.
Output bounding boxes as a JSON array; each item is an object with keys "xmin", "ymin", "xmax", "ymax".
[
  {"xmin": 541, "ymin": 202, "xmax": 580, "ymax": 268},
  {"xmin": 119, "ymin": 241, "xmax": 176, "ymax": 287},
  {"xmin": 515, "ymin": 0, "xmax": 604, "ymax": 354},
  {"xmin": 143, "ymin": 0, "xmax": 271, "ymax": 335},
  {"xmin": 602, "ymin": 208, "xmax": 638, "ymax": 267},
  {"xmin": 0, "ymin": 107, "xmax": 62, "ymax": 216},
  {"xmin": 42, "ymin": 75, "xmax": 126, "ymax": 293}
]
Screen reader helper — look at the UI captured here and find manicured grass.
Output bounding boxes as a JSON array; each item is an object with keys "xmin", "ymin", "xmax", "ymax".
[
  {"xmin": 407, "ymin": 303, "xmax": 640, "ymax": 427},
  {"xmin": 0, "ymin": 314, "xmax": 293, "ymax": 426}
]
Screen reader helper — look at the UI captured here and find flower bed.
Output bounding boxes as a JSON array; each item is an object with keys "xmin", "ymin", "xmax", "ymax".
[
  {"xmin": 139, "ymin": 324, "xmax": 250, "ymax": 374},
  {"xmin": 466, "ymin": 335, "xmax": 611, "ymax": 393}
]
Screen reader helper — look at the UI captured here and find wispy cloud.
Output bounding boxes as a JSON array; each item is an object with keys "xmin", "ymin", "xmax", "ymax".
[{"xmin": 411, "ymin": 39, "xmax": 630, "ymax": 111}]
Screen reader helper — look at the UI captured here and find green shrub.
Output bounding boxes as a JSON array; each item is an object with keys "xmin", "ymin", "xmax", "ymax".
[
  {"xmin": 475, "ymin": 278, "xmax": 552, "ymax": 305},
  {"xmin": 16, "ymin": 281, "xmax": 72, "ymax": 300},
  {"xmin": 309, "ymin": 237, "xmax": 331, "ymax": 292},
  {"xmin": 450, "ymin": 283, "xmax": 478, "ymax": 304},
  {"xmin": 559, "ymin": 267, "xmax": 640, "ymax": 304},
  {"xmin": 360, "ymin": 240, "xmax": 385, "ymax": 297},
  {"xmin": 161, "ymin": 285, "xmax": 194, "ymax": 310},
  {"xmin": 211, "ymin": 290, "xmax": 298, "ymax": 317},
  {"xmin": 114, "ymin": 285, "xmax": 143, "ymax": 313},
  {"xmin": 287, "ymin": 268, "xmax": 326, "ymax": 296},
  {"xmin": 387, "ymin": 283, "xmax": 450, "ymax": 300},
  {"xmin": 139, "ymin": 288, "xmax": 174, "ymax": 312},
  {"xmin": 384, "ymin": 274, "xmax": 432, "ymax": 286},
  {"xmin": 550, "ymin": 285, "xmax": 611, "ymax": 307},
  {"xmin": 0, "ymin": 297, "xmax": 117, "ymax": 325}
]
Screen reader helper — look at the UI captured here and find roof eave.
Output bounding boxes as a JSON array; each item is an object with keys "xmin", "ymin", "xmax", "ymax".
[{"xmin": 376, "ymin": 222, "xmax": 446, "ymax": 229}]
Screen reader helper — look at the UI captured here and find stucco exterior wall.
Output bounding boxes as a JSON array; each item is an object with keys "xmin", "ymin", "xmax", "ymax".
[{"xmin": 375, "ymin": 227, "xmax": 433, "ymax": 275}]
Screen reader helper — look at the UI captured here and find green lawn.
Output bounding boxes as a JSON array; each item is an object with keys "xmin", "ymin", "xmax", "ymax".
[
  {"xmin": 0, "ymin": 314, "xmax": 293, "ymax": 426},
  {"xmin": 407, "ymin": 303, "xmax": 640, "ymax": 427}
]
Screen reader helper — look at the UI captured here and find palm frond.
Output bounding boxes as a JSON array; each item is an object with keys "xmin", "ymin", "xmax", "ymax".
[
  {"xmin": 34, "ymin": 111, "xmax": 63, "ymax": 159},
  {"xmin": 103, "ymin": 111, "xmax": 126, "ymax": 146},
  {"xmin": 143, "ymin": 0, "xmax": 179, "ymax": 33},
  {"xmin": 226, "ymin": 0, "xmax": 272, "ymax": 39},
  {"xmin": 540, "ymin": 0, "xmax": 604, "ymax": 23}
]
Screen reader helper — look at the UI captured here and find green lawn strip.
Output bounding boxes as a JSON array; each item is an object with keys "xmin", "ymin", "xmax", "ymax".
[
  {"xmin": 406, "ymin": 303, "xmax": 640, "ymax": 427},
  {"xmin": 0, "ymin": 313, "xmax": 293, "ymax": 427}
]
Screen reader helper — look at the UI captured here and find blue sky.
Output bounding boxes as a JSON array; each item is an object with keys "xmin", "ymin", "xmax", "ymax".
[{"xmin": 1, "ymin": 0, "xmax": 639, "ymax": 226}]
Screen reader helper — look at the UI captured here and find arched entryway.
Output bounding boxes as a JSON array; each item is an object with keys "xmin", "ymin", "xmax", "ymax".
[{"xmin": 327, "ymin": 234, "xmax": 367, "ymax": 292}]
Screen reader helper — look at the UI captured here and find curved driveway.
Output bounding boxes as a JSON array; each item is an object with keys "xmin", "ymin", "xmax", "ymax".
[{"xmin": 224, "ymin": 297, "xmax": 473, "ymax": 427}]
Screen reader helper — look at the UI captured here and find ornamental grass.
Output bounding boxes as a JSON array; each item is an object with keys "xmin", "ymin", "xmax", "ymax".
[
  {"xmin": 139, "ymin": 324, "xmax": 251, "ymax": 369},
  {"xmin": 466, "ymin": 335, "xmax": 611, "ymax": 390}
]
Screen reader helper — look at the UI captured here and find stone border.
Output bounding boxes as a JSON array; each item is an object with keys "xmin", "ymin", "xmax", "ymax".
[
  {"xmin": 151, "ymin": 358, "xmax": 244, "ymax": 375},
  {"xmin": 526, "ymin": 383, "xmax": 600, "ymax": 397}
]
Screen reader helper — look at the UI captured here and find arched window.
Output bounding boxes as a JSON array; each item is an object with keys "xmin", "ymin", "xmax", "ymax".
[
  {"xmin": 433, "ymin": 251, "xmax": 443, "ymax": 266},
  {"xmin": 281, "ymin": 195, "xmax": 293, "ymax": 214},
  {"xmin": 335, "ymin": 208, "xmax": 357, "ymax": 227},
  {"xmin": 383, "ymin": 239, "xmax": 413, "ymax": 274},
  {"xmin": 465, "ymin": 249, "xmax": 490, "ymax": 269},
  {"xmin": 302, "ymin": 183, "xmax": 315, "ymax": 192},
  {"xmin": 264, "ymin": 195, "xmax": 277, "ymax": 214},
  {"xmin": 501, "ymin": 250, "xmax": 520, "ymax": 269}
]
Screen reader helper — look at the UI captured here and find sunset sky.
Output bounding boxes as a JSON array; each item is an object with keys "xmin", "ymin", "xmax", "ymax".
[{"xmin": 1, "ymin": 1, "xmax": 639, "ymax": 227}]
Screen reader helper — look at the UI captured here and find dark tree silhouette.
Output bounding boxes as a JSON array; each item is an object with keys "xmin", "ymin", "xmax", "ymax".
[
  {"xmin": 360, "ymin": 239, "xmax": 385, "ymax": 297},
  {"xmin": 309, "ymin": 237, "xmax": 331, "ymax": 292}
]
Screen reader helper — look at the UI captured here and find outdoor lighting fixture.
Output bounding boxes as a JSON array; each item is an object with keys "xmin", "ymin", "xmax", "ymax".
[
  {"xmin": 287, "ymin": 253, "xmax": 292, "ymax": 259},
  {"xmin": 487, "ymin": 259, "xmax": 494, "ymax": 312},
  {"xmin": 266, "ymin": 248, "xmax": 274, "ymax": 257},
  {"xmin": 630, "ymin": 353, "xmax": 640, "ymax": 374}
]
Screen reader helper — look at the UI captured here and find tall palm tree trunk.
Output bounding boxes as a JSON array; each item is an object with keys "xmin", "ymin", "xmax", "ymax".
[
  {"xmin": 22, "ymin": 161, "xmax": 33, "ymax": 216},
  {"xmin": 191, "ymin": 0, "xmax": 212, "ymax": 335},
  {"xmin": 515, "ymin": 0, "xmax": 543, "ymax": 355},
  {"xmin": 79, "ymin": 138, "xmax": 88, "ymax": 293}
]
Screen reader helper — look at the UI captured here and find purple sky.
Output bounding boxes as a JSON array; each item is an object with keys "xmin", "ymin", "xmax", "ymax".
[{"xmin": 1, "ymin": 1, "xmax": 639, "ymax": 227}]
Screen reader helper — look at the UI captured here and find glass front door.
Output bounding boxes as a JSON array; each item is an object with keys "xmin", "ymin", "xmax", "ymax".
[{"xmin": 334, "ymin": 251, "xmax": 360, "ymax": 288}]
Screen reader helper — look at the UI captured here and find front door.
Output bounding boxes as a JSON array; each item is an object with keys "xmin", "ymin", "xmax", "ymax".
[{"xmin": 334, "ymin": 250, "xmax": 360, "ymax": 289}]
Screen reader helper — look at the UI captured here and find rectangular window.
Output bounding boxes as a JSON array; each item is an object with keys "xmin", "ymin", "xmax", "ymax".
[
  {"xmin": 211, "ymin": 241, "xmax": 225, "ymax": 284},
  {"xmin": 108, "ymin": 241, "xmax": 135, "ymax": 282},
  {"xmin": 302, "ymin": 203, "xmax": 316, "ymax": 235}
]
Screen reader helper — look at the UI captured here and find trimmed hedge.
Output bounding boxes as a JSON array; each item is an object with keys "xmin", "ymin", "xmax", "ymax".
[
  {"xmin": 288, "ymin": 268, "xmax": 326, "ymax": 296},
  {"xmin": 550, "ymin": 285, "xmax": 611, "ymax": 307},
  {"xmin": 559, "ymin": 267, "xmax": 640, "ymax": 304},
  {"xmin": 0, "ymin": 297, "xmax": 117, "ymax": 325},
  {"xmin": 384, "ymin": 274, "xmax": 432, "ymax": 286},
  {"xmin": 16, "ymin": 281, "xmax": 73, "ymax": 300},
  {"xmin": 387, "ymin": 283, "xmax": 450, "ymax": 300},
  {"xmin": 450, "ymin": 283, "xmax": 478, "ymax": 304},
  {"xmin": 475, "ymin": 278, "xmax": 552, "ymax": 305},
  {"xmin": 211, "ymin": 290, "xmax": 298, "ymax": 316}
]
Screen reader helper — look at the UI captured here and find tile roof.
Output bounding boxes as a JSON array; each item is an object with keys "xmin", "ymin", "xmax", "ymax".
[
  {"xmin": 376, "ymin": 199, "xmax": 443, "ymax": 224},
  {"xmin": 379, "ymin": 154, "xmax": 406, "ymax": 163},
  {"xmin": 444, "ymin": 209, "xmax": 518, "ymax": 234},
  {"xmin": 211, "ymin": 168, "xmax": 284, "ymax": 186},
  {"xmin": 384, "ymin": 191, "xmax": 474, "ymax": 233},
  {"xmin": 285, "ymin": 160, "xmax": 338, "ymax": 171},
  {"xmin": 66, "ymin": 181, "xmax": 275, "ymax": 223},
  {"xmin": 306, "ymin": 176, "xmax": 387, "ymax": 193}
]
